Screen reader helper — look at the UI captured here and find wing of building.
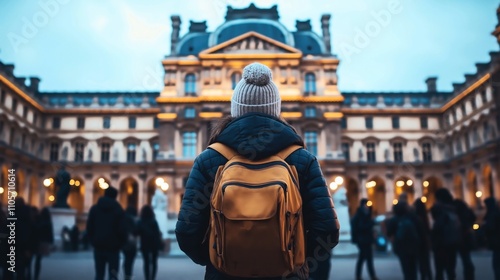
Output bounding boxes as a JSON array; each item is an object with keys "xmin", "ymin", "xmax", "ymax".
[{"xmin": 0, "ymin": 3, "xmax": 499, "ymax": 221}]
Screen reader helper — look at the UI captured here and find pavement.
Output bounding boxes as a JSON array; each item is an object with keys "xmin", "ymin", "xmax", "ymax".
[{"xmin": 30, "ymin": 250, "xmax": 496, "ymax": 280}]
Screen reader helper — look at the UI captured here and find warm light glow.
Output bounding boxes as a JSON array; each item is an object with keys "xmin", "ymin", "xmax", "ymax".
[
  {"xmin": 75, "ymin": 181, "xmax": 80, "ymax": 187},
  {"xmin": 48, "ymin": 195, "xmax": 55, "ymax": 202},
  {"xmin": 161, "ymin": 182, "xmax": 169, "ymax": 191},
  {"xmin": 334, "ymin": 176, "xmax": 344, "ymax": 186},
  {"xmin": 98, "ymin": 178, "xmax": 105, "ymax": 184},
  {"xmin": 366, "ymin": 181, "xmax": 376, "ymax": 188},
  {"xmin": 69, "ymin": 179, "xmax": 75, "ymax": 186},
  {"xmin": 11, "ymin": 191, "xmax": 17, "ymax": 197},
  {"xmin": 423, "ymin": 181, "xmax": 429, "ymax": 187},
  {"xmin": 406, "ymin": 180, "xmax": 413, "ymax": 186},
  {"xmin": 396, "ymin": 181, "xmax": 405, "ymax": 187},
  {"xmin": 329, "ymin": 182, "xmax": 338, "ymax": 191},
  {"xmin": 100, "ymin": 182, "xmax": 109, "ymax": 190},
  {"xmin": 475, "ymin": 191, "xmax": 483, "ymax": 198},
  {"xmin": 155, "ymin": 177, "xmax": 165, "ymax": 186},
  {"xmin": 366, "ymin": 200, "xmax": 373, "ymax": 207},
  {"xmin": 473, "ymin": 224, "xmax": 479, "ymax": 230},
  {"xmin": 0, "ymin": 187, "xmax": 4, "ymax": 194},
  {"xmin": 393, "ymin": 199, "xmax": 399, "ymax": 205},
  {"xmin": 127, "ymin": 185, "xmax": 133, "ymax": 195},
  {"xmin": 421, "ymin": 196, "xmax": 428, "ymax": 203},
  {"xmin": 43, "ymin": 178, "xmax": 52, "ymax": 187}
]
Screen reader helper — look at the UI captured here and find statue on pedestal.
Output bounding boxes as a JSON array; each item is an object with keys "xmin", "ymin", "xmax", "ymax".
[
  {"xmin": 332, "ymin": 186, "xmax": 357, "ymax": 255},
  {"xmin": 54, "ymin": 166, "xmax": 71, "ymax": 208},
  {"xmin": 152, "ymin": 188, "xmax": 169, "ymax": 239}
]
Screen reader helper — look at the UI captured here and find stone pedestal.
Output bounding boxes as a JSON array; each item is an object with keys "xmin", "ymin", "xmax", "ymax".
[
  {"xmin": 332, "ymin": 187, "xmax": 358, "ymax": 255},
  {"xmin": 49, "ymin": 208, "xmax": 77, "ymax": 248}
]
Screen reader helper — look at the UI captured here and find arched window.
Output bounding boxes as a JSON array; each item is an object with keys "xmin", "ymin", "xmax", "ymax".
[
  {"xmin": 304, "ymin": 131, "xmax": 318, "ymax": 156},
  {"xmin": 182, "ymin": 131, "xmax": 197, "ymax": 158},
  {"xmin": 304, "ymin": 72, "xmax": 316, "ymax": 96},
  {"xmin": 184, "ymin": 73, "xmax": 196, "ymax": 96},
  {"xmin": 231, "ymin": 72, "xmax": 242, "ymax": 90}
]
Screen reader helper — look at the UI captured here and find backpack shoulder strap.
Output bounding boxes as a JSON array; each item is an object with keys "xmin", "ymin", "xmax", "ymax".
[
  {"xmin": 276, "ymin": 145, "xmax": 303, "ymax": 161},
  {"xmin": 208, "ymin": 143, "xmax": 237, "ymax": 160}
]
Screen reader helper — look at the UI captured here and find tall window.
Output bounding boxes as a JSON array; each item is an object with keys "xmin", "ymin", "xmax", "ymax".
[
  {"xmin": 33, "ymin": 113, "xmax": 37, "ymax": 126},
  {"xmin": 0, "ymin": 89, "xmax": 5, "ymax": 104},
  {"xmin": 21, "ymin": 134, "xmax": 26, "ymax": 150},
  {"xmin": 182, "ymin": 132, "xmax": 197, "ymax": 158},
  {"xmin": 464, "ymin": 132, "xmax": 471, "ymax": 151},
  {"xmin": 393, "ymin": 142, "xmax": 403, "ymax": 163},
  {"xmin": 101, "ymin": 143, "xmax": 110, "ymax": 162},
  {"xmin": 366, "ymin": 142, "xmax": 376, "ymax": 162},
  {"xmin": 422, "ymin": 142, "xmax": 432, "ymax": 162},
  {"xmin": 153, "ymin": 142, "xmax": 160, "ymax": 161},
  {"xmin": 127, "ymin": 143, "xmax": 136, "ymax": 163},
  {"xmin": 460, "ymin": 103, "xmax": 467, "ymax": 118},
  {"xmin": 305, "ymin": 106, "xmax": 317, "ymax": 118},
  {"xmin": 481, "ymin": 90, "xmax": 487, "ymax": 104},
  {"xmin": 392, "ymin": 116, "xmax": 400, "ymax": 129},
  {"xmin": 184, "ymin": 107, "xmax": 196, "ymax": 118},
  {"xmin": 12, "ymin": 98, "xmax": 17, "ymax": 112},
  {"xmin": 341, "ymin": 142, "xmax": 350, "ymax": 162},
  {"xmin": 456, "ymin": 139, "xmax": 463, "ymax": 154},
  {"xmin": 50, "ymin": 142, "xmax": 59, "ymax": 162},
  {"xmin": 452, "ymin": 109, "xmax": 457, "ymax": 122},
  {"xmin": 341, "ymin": 117, "xmax": 347, "ymax": 129},
  {"xmin": 153, "ymin": 117, "xmax": 159, "ymax": 129},
  {"xmin": 74, "ymin": 142, "xmax": 84, "ymax": 162},
  {"xmin": 365, "ymin": 116, "xmax": 373, "ymax": 129},
  {"xmin": 52, "ymin": 117, "xmax": 61, "ymax": 129},
  {"xmin": 103, "ymin": 116, "xmax": 111, "ymax": 129},
  {"xmin": 470, "ymin": 97, "xmax": 477, "ymax": 110},
  {"xmin": 304, "ymin": 131, "xmax": 318, "ymax": 156},
  {"xmin": 184, "ymin": 73, "xmax": 196, "ymax": 96},
  {"xmin": 483, "ymin": 122, "xmax": 490, "ymax": 141},
  {"xmin": 9, "ymin": 128, "xmax": 14, "ymax": 145},
  {"xmin": 23, "ymin": 105, "xmax": 28, "ymax": 118},
  {"xmin": 129, "ymin": 116, "xmax": 136, "ymax": 129},
  {"xmin": 77, "ymin": 117, "xmax": 85, "ymax": 129},
  {"xmin": 231, "ymin": 72, "xmax": 241, "ymax": 90},
  {"xmin": 472, "ymin": 128, "xmax": 480, "ymax": 146},
  {"xmin": 304, "ymin": 73, "xmax": 316, "ymax": 96},
  {"xmin": 420, "ymin": 116, "xmax": 428, "ymax": 129}
]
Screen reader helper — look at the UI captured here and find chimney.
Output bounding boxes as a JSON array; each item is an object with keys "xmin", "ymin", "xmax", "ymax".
[
  {"xmin": 170, "ymin": 15, "xmax": 181, "ymax": 55},
  {"xmin": 321, "ymin": 14, "xmax": 331, "ymax": 54},
  {"xmin": 425, "ymin": 77, "xmax": 437, "ymax": 92},
  {"xmin": 29, "ymin": 77, "xmax": 41, "ymax": 92}
]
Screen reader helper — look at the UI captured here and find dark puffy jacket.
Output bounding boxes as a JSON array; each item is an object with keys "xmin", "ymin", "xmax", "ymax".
[
  {"xmin": 351, "ymin": 207, "xmax": 374, "ymax": 246},
  {"xmin": 175, "ymin": 113, "xmax": 340, "ymax": 280},
  {"xmin": 86, "ymin": 196, "xmax": 126, "ymax": 251},
  {"xmin": 137, "ymin": 218, "xmax": 162, "ymax": 252}
]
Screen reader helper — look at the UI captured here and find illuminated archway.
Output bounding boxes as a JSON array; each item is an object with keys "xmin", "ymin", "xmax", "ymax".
[
  {"xmin": 344, "ymin": 177, "xmax": 359, "ymax": 217},
  {"xmin": 467, "ymin": 171, "xmax": 479, "ymax": 208},
  {"xmin": 394, "ymin": 176, "xmax": 415, "ymax": 204},
  {"xmin": 365, "ymin": 176, "xmax": 386, "ymax": 216},
  {"xmin": 483, "ymin": 165, "xmax": 493, "ymax": 199},
  {"xmin": 119, "ymin": 177, "xmax": 138, "ymax": 210},
  {"xmin": 17, "ymin": 170, "xmax": 26, "ymax": 200},
  {"xmin": 28, "ymin": 176, "xmax": 39, "ymax": 207},
  {"xmin": 423, "ymin": 176, "xmax": 444, "ymax": 209},
  {"xmin": 68, "ymin": 176, "xmax": 85, "ymax": 213},
  {"xmin": 453, "ymin": 175, "xmax": 464, "ymax": 200}
]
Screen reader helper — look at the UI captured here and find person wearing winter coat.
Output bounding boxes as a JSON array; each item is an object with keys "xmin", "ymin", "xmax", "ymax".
[
  {"xmin": 351, "ymin": 198, "xmax": 379, "ymax": 280},
  {"xmin": 175, "ymin": 62, "xmax": 340, "ymax": 280},
  {"xmin": 413, "ymin": 198, "xmax": 433, "ymax": 280},
  {"xmin": 86, "ymin": 186, "xmax": 127, "ymax": 280},
  {"xmin": 453, "ymin": 199, "xmax": 476, "ymax": 280},
  {"xmin": 483, "ymin": 197, "xmax": 500, "ymax": 280},
  {"xmin": 431, "ymin": 188, "xmax": 461, "ymax": 280},
  {"xmin": 31, "ymin": 207, "xmax": 54, "ymax": 280},
  {"xmin": 122, "ymin": 206, "xmax": 138, "ymax": 280},
  {"xmin": 137, "ymin": 205, "xmax": 162, "ymax": 280}
]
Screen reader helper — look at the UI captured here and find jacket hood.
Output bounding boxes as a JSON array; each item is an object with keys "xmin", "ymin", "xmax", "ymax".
[
  {"xmin": 214, "ymin": 113, "xmax": 304, "ymax": 160},
  {"xmin": 96, "ymin": 196, "xmax": 120, "ymax": 211}
]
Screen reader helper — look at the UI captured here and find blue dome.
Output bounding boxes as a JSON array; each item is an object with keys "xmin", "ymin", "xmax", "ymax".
[
  {"xmin": 293, "ymin": 32, "xmax": 325, "ymax": 55},
  {"xmin": 177, "ymin": 33, "xmax": 210, "ymax": 56}
]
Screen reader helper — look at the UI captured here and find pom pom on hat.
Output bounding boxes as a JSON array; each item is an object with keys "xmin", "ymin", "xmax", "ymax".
[{"xmin": 242, "ymin": 62, "xmax": 272, "ymax": 86}]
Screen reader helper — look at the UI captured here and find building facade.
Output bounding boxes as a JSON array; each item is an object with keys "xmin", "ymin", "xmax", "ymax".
[{"xmin": 0, "ymin": 4, "xmax": 499, "ymax": 221}]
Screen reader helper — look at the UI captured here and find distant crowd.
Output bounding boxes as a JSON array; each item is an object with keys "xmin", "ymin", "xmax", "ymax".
[{"xmin": 351, "ymin": 189, "xmax": 500, "ymax": 280}]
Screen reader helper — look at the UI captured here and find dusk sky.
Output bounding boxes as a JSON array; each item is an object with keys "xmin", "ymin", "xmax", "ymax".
[{"xmin": 0, "ymin": 0, "xmax": 498, "ymax": 92}]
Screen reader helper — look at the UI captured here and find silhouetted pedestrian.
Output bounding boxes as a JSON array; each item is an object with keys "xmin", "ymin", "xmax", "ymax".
[
  {"xmin": 70, "ymin": 224, "xmax": 80, "ymax": 251},
  {"xmin": 32, "ymin": 207, "xmax": 54, "ymax": 280},
  {"xmin": 453, "ymin": 199, "xmax": 476, "ymax": 280},
  {"xmin": 351, "ymin": 198, "xmax": 379, "ymax": 280},
  {"xmin": 0, "ymin": 203, "xmax": 8, "ymax": 280},
  {"xmin": 414, "ymin": 198, "xmax": 433, "ymax": 280},
  {"xmin": 86, "ymin": 186, "xmax": 127, "ymax": 280},
  {"xmin": 122, "ymin": 206, "xmax": 138, "ymax": 280},
  {"xmin": 26, "ymin": 206, "xmax": 39, "ymax": 280},
  {"xmin": 431, "ymin": 188, "xmax": 461, "ymax": 280},
  {"xmin": 12, "ymin": 197, "xmax": 32, "ymax": 280},
  {"xmin": 138, "ymin": 205, "xmax": 162, "ymax": 280},
  {"xmin": 387, "ymin": 201, "xmax": 421, "ymax": 280},
  {"xmin": 483, "ymin": 197, "xmax": 500, "ymax": 280}
]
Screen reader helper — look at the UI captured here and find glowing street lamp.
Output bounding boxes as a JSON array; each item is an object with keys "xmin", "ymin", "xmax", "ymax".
[
  {"xmin": 396, "ymin": 181, "xmax": 404, "ymax": 187},
  {"xmin": 43, "ymin": 178, "xmax": 52, "ymax": 187},
  {"xmin": 75, "ymin": 180, "xmax": 81, "ymax": 187},
  {"xmin": 155, "ymin": 177, "xmax": 165, "ymax": 186},
  {"xmin": 423, "ymin": 181, "xmax": 429, "ymax": 187},
  {"xmin": 366, "ymin": 181, "xmax": 376, "ymax": 189},
  {"xmin": 393, "ymin": 199, "xmax": 399, "ymax": 205},
  {"xmin": 0, "ymin": 187, "xmax": 4, "ymax": 194},
  {"xmin": 48, "ymin": 195, "xmax": 55, "ymax": 202},
  {"xmin": 329, "ymin": 182, "xmax": 338, "ymax": 191},
  {"xmin": 421, "ymin": 196, "xmax": 427, "ymax": 203},
  {"xmin": 69, "ymin": 179, "xmax": 75, "ymax": 186},
  {"xmin": 406, "ymin": 180, "xmax": 413, "ymax": 186},
  {"xmin": 475, "ymin": 191, "xmax": 483, "ymax": 198},
  {"xmin": 473, "ymin": 224, "xmax": 479, "ymax": 230},
  {"xmin": 334, "ymin": 176, "xmax": 344, "ymax": 186},
  {"xmin": 160, "ymin": 182, "xmax": 169, "ymax": 191},
  {"xmin": 366, "ymin": 200, "xmax": 373, "ymax": 207}
]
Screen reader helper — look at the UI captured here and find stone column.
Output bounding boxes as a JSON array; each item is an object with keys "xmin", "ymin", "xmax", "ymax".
[
  {"xmin": 358, "ymin": 172, "xmax": 367, "ymax": 199},
  {"xmin": 159, "ymin": 122, "xmax": 176, "ymax": 158},
  {"xmin": 83, "ymin": 173, "xmax": 93, "ymax": 212},
  {"xmin": 414, "ymin": 172, "xmax": 424, "ymax": 200},
  {"xmin": 385, "ymin": 174, "xmax": 395, "ymax": 213}
]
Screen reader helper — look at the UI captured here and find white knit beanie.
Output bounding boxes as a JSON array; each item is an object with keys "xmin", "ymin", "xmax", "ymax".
[{"xmin": 231, "ymin": 62, "xmax": 281, "ymax": 118}]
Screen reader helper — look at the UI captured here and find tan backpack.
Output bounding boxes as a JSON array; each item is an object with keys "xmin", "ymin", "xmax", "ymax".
[{"xmin": 207, "ymin": 143, "xmax": 306, "ymax": 278}]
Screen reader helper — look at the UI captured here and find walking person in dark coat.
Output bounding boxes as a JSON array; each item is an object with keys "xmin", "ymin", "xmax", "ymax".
[
  {"xmin": 414, "ymin": 198, "xmax": 433, "ymax": 280},
  {"xmin": 453, "ymin": 199, "xmax": 476, "ymax": 280},
  {"xmin": 26, "ymin": 206, "xmax": 40, "ymax": 280},
  {"xmin": 86, "ymin": 186, "xmax": 127, "ymax": 280},
  {"xmin": 33, "ymin": 207, "xmax": 54, "ymax": 280},
  {"xmin": 431, "ymin": 188, "xmax": 461, "ymax": 280},
  {"xmin": 387, "ymin": 201, "xmax": 421, "ymax": 280},
  {"xmin": 138, "ymin": 205, "xmax": 162, "ymax": 280},
  {"xmin": 175, "ymin": 62, "xmax": 340, "ymax": 280},
  {"xmin": 122, "ymin": 206, "xmax": 138, "ymax": 280},
  {"xmin": 483, "ymin": 197, "xmax": 500, "ymax": 280},
  {"xmin": 351, "ymin": 198, "xmax": 379, "ymax": 280}
]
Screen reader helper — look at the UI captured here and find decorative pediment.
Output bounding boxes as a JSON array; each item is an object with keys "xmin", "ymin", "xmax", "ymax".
[{"xmin": 199, "ymin": 32, "xmax": 302, "ymax": 59}]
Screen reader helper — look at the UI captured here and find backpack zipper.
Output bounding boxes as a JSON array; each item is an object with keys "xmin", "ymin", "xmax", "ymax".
[
  {"xmin": 224, "ymin": 161, "xmax": 299, "ymax": 188},
  {"xmin": 221, "ymin": 181, "xmax": 288, "ymax": 194}
]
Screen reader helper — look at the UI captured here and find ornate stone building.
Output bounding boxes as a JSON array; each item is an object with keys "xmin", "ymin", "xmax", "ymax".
[{"xmin": 0, "ymin": 4, "xmax": 499, "ymax": 222}]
